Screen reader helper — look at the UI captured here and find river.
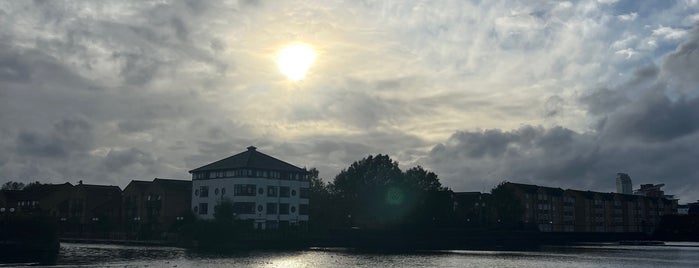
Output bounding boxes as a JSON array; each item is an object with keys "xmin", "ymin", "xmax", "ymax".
[{"xmin": 11, "ymin": 242, "xmax": 699, "ymax": 267}]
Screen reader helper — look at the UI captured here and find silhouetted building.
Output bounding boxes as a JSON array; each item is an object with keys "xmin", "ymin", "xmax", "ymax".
[
  {"xmin": 68, "ymin": 183, "xmax": 122, "ymax": 237},
  {"xmin": 452, "ymin": 192, "xmax": 492, "ymax": 226},
  {"xmin": 616, "ymin": 173, "xmax": 633, "ymax": 194},
  {"xmin": 687, "ymin": 201, "xmax": 699, "ymax": 215},
  {"xmin": 189, "ymin": 146, "xmax": 310, "ymax": 230},
  {"xmin": 504, "ymin": 182, "xmax": 676, "ymax": 233},
  {"xmin": 0, "ymin": 183, "xmax": 74, "ymax": 218},
  {"xmin": 634, "ymin": 183, "xmax": 666, "ymax": 198},
  {"xmin": 122, "ymin": 178, "xmax": 191, "ymax": 238}
]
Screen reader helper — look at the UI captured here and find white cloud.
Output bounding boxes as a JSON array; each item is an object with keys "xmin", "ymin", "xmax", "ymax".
[
  {"xmin": 617, "ymin": 12, "xmax": 638, "ymax": 21},
  {"xmin": 653, "ymin": 26, "xmax": 689, "ymax": 41}
]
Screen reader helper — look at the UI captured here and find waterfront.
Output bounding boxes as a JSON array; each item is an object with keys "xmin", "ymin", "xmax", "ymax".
[{"xmin": 8, "ymin": 242, "xmax": 699, "ymax": 267}]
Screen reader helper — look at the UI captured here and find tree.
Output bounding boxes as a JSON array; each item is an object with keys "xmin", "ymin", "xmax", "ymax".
[
  {"xmin": 490, "ymin": 181, "xmax": 524, "ymax": 227},
  {"xmin": 404, "ymin": 166, "xmax": 445, "ymax": 192},
  {"xmin": 23, "ymin": 181, "xmax": 43, "ymax": 191},
  {"xmin": 213, "ymin": 199, "xmax": 236, "ymax": 223},
  {"xmin": 1, "ymin": 181, "xmax": 25, "ymax": 190},
  {"xmin": 330, "ymin": 154, "xmax": 407, "ymax": 228}
]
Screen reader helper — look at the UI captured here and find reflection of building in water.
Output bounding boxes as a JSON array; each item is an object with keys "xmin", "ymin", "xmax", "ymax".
[{"xmin": 189, "ymin": 146, "xmax": 309, "ymax": 230}]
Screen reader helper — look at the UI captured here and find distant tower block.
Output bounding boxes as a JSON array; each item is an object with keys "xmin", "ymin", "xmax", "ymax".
[{"xmin": 616, "ymin": 173, "xmax": 633, "ymax": 194}]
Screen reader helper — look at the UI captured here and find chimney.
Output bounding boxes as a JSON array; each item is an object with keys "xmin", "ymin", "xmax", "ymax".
[{"xmin": 247, "ymin": 146, "xmax": 257, "ymax": 151}]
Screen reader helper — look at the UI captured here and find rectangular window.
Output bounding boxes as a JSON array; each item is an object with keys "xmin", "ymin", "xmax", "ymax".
[
  {"xmin": 280, "ymin": 186, "xmax": 290, "ymax": 197},
  {"xmin": 266, "ymin": 220, "xmax": 279, "ymax": 230},
  {"xmin": 299, "ymin": 204, "xmax": 309, "ymax": 215},
  {"xmin": 267, "ymin": 203, "xmax": 278, "ymax": 214},
  {"xmin": 300, "ymin": 188, "xmax": 310, "ymax": 199},
  {"xmin": 267, "ymin": 186, "xmax": 278, "ymax": 197},
  {"xmin": 232, "ymin": 202, "xmax": 255, "ymax": 214},
  {"xmin": 199, "ymin": 203, "xmax": 208, "ymax": 215},
  {"xmin": 200, "ymin": 186, "xmax": 209, "ymax": 197},
  {"xmin": 209, "ymin": 172, "xmax": 216, "ymax": 179},
  {"xmin": 234, "ymin": 184, "xmax": 256, "ymax": 196},
  {"xmin": 279, "ymin": 203, "xmax": 289, "ymax": 215}
]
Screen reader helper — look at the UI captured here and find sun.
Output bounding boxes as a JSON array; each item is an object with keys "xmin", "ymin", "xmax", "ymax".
[{"xmin": 276, "ymin": 42, "xmax": 316, "ymax": 81}]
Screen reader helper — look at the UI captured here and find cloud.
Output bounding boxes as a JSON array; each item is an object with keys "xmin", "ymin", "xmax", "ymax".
[
  {"xmin": 653, "ymin": 26, "xmax": 689, "ymax": 41},
  {"xmin": 618, "ymin": 12, "xmax": 638, "ymax": 21},
  {"xmin": 1, "ymin": 0, "xmax": 698, "ymax": 203},
  {"xmin": 423, "ymin": 27, "xmax": 699, "ymax": 202},
  {"xmin": 15, "ymin": 117, "xmax": 94, "ymax": 158}
]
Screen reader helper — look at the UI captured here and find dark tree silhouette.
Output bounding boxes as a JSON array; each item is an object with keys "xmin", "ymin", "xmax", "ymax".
[
  {"xmin": 1, "ymin": 181, "xmax": 26, "ymax": 190},
  {"xmin": 23, "ymin": 181, "xmax": 43, "ymax": 191},
  {"xmin": 307, "ymin": 167, "xmax": 335, "ymax": 231},
  {"xmin": 404, "ymin": 166, "xmax": 445, "ymax": 192},
  {"xmin": 490, "ymin": 181, "xmax": 524, "ymax": 227},
  {"xmin": 330, "ymin": 154, "xmax": 405, "ymax": 228},
  {"xmin": 213, "ymin": 199, "xmax": 236, "ymax": 223}
]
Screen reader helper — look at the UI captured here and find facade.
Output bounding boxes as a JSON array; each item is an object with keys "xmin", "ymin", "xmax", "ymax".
[
  {"xmin": 0, "ymin": 183, "xmax": 74, "ymax": 217},
  {"xmin": 505, "ymin": 182, "xmax": 677, "ymax": 233},
  {"xmin": 189, "ymin": 146, "xmax": 310, "ymax": 230},
  {"xmin": 122, "ymin": 178, "xmax": 191, "ymax": 238},
  {"xmin": 616, "ymin": 173, "xmax": 633, "ymax": 195}
]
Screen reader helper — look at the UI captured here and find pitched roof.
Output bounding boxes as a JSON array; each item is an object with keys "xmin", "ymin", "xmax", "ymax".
[
  {"xmin": 189, "ymin": 146, "xmax": 306, "ymax": 173},
  {"xmin": 124, "ymin": 180, "xmax": 152, "ymax": 192},
  {"xmin": 152, "ymin": 178, "xmax": 191, "ymax": 192}
]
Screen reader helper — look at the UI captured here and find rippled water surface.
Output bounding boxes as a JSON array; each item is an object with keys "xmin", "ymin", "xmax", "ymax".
[{"xmin": 19, "ymin": 242, "xmax": 699, "ymax": 267}]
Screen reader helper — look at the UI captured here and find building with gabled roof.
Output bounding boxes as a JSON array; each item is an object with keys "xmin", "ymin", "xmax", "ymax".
[{"xmin": 189, "ymin": 146, "xmax": 309, "ymax": 230}]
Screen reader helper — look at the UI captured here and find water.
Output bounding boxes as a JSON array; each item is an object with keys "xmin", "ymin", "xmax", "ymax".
[{"xmin": 14, "ymin": 242, "xmax": 699, "ymax": 267}]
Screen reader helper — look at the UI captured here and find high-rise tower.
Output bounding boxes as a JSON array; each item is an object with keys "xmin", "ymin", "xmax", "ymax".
[{"xmin": 616, "ymin": 173, "xmax": 632, "ymax": 194}]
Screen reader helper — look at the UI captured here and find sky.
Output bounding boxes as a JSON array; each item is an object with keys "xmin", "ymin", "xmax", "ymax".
[{"xmin": 1, "ymin": 0, "xmax": 699, "ymax": 203}]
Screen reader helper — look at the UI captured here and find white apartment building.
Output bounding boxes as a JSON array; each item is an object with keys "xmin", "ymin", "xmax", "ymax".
[{"xmin": 189, "ymin": 146, "xmax": 310, "ymax": 230}]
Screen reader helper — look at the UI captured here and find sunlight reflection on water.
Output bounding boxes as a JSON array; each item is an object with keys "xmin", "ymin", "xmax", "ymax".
[{"xmin": 29, "ymin": 242, "xmax": 699, "ymax": 268}]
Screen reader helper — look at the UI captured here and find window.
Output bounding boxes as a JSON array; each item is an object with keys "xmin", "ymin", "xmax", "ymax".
[
  {"xmin": 300, "ymin": 188, "xmax": 309, "ymax": 199},
  {"xmin": 266, "ymin": 220, "xmax": 279, "ymax": 229},
  {"xmin": 291, "ymin": 189, "xmax": 297, "ymax": 196},
  {"xmin": 267, "ymin": 203, "xmax": 278, "ymax": 214},
  {"xmin": 268, "ymin": 186, "xmax": 278, "ymax": 197},
  {"xmin": 291, "ymin": 206, "xmax": 296, "ymax": 213},
  {"xmin": 199, "ymin": 203, "xmax": 208, "ymax": 215},
  {"xmin": 234, "ymin": 184, "xmax": 256, "ymax": 196},
  {"xmin": 232, "ymin": 202, "xmax": 255, "ymax": 214},
  {"xmin": 257, "ymin": 204, "xmax": 264, "ymax": 212},
  {"xmin": 279, "ymin": 203, "xmax": 290, "ymax": 214},
  {"xmin": 221, "ymin": 188, "xmax": 226, "ymax": 195},
  {"xmin": 200, "ymin": 186, "xmax": 209, "ymax": 197},
  {"xmin": 300, "ymin": 204, "xmax": 309, "ymax": 215},
  {"xmin": 258, "ymin": 188, "xmax": 264, "ymax": 195},
  {"xmin": 226, "ymin": 170, "xmax": 234, "ymax": 177},
  {"xmin": 215, "ymin": 188, "xmax": 220, "ymax": 195},
  {"xmin": 280, "ymin": 187, "xmax": 290, "ymax": 197},
  {"xmin": 195, "ymin": 189, "xmax": 199, "ymax": 196}
]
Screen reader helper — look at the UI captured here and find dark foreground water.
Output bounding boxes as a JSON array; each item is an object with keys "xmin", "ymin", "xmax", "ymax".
[{"xmin": 8, "ymin": 242, "xmax": 699, "ymax": 267}]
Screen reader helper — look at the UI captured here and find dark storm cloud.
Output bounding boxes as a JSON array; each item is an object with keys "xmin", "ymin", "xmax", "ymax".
[
  {"xmin": 103, "ymin": 148, "xmax": 156, "ymax": 173},
  {"xmin": 425, "ymin": 26, "xmax": 699, "ymax": 202},
  {"xmin": 15, "ymin": 117, "xmax": 94, "ymax": 158},
  {"xmin": 0, "ymin": 51, "xmax": 32, "ymax": 82},
  {"xmin": 601, "ymin": 92, "xmax": 699, "ymax": 142}
]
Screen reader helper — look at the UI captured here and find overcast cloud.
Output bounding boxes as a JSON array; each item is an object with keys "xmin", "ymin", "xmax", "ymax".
[{"xmin": 1, "ymin": 0, "xmax": 698, "ymax": 202}]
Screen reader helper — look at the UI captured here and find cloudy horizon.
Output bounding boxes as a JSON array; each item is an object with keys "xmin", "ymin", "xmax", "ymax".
[{"xmin": 1, "ymin": 0, "xmax": 698, "ymax": 202}]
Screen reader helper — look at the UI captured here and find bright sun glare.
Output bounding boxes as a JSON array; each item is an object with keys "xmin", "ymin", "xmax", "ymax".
[{"xmin": 276, "ymin": 43, "xmax": 316, "ymax": 81}]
